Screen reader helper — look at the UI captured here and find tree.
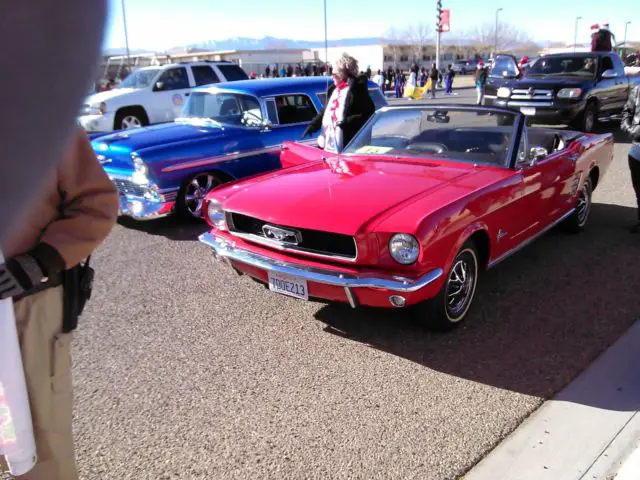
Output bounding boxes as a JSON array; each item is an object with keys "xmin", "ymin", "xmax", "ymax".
[
  {"xmin": 384, "ymin": 26, "xmax": 403, "ymax": 68},
  {"xmin": 469, "ymin": 22, "xmax": 533, "ymax": 53},
  {"xmin": 405, "ymin": 23, "xmax": 432, "ymax": 63}
]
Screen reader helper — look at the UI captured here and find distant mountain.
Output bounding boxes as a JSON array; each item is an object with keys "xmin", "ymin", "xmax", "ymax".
[
  {"xmin": 184, "ymin": 36, "xmax": 385, "ymax": 51},
  {"xmin": 102, "ymin": 47, "xmax": 156, "ymax": 57}
]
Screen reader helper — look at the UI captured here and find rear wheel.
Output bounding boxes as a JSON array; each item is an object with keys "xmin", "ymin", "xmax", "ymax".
[
  {"xmin": 563, "ymin": 177, "xmax": 592, "ymax": 233},
  {"xmin": 176, "ymin": 172, "xmax": 223, "ymax": 220},
  {"xmin": 412, "ymin": 241, "xmax": 480, "ymax": 331}
]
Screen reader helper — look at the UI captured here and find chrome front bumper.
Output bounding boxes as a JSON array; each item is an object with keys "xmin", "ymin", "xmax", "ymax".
[
  {"xmin": 109, "ymin": 174, "xmax": 176, "ymax": 221},
  {"xmin": 199, "ymin": 232, "xmax": 444, "ymax": 304}
]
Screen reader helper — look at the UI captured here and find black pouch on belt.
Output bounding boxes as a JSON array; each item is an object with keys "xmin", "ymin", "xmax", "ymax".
[{"xmin": 62, "ymin": 256, "xmax": 94, "ymax": 333}]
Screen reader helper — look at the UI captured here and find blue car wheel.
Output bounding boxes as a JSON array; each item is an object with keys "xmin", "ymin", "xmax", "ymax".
[{"xmin": 177, "ymin": 172, "xmax": 223, "ymax": 219}]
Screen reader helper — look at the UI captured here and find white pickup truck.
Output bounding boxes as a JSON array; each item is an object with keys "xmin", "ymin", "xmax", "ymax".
[{"xmin": 78, "ymin": 61, "xmax": 248, "ymax": 132}]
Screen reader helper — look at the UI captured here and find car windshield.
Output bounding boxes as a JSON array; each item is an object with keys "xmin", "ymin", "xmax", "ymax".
[
  {"xmin": 343, "ymin": 107, "xmax": 518, "ymax": 167},
  {"xmin": 180, "ymin": 91, "xmax": 263, "ymax": 127},
  {"xmin": 489, "ymin": 56, "xmax": 519, "ymax": 77},
  {"xmin": 117, "ymin": 68, "xmax": 161, "ymax": 89},
  {"xmin": 526, "ymin": 55, "xmax": 598, "ymax": 77}
]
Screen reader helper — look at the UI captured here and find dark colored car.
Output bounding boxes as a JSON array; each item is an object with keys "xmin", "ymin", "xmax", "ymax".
[{"xmin": 484, "ymin": 52, "xmax": 640, "ymax": 132}]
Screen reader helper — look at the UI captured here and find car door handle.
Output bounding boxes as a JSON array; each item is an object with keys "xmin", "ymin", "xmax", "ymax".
[{"xmin": 185, "ymin": 93, "xmax": 190, "ymax": 96}]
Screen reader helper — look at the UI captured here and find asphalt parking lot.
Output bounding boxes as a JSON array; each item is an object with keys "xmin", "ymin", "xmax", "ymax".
[{"xmin": 43, "ymin": 90, "xmax": 640, "ymax": 479}]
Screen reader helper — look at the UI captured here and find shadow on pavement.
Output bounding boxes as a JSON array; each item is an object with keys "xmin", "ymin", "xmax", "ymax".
[
  {"xmin": 314, "ymin": 203, "xmax": 640, "ymax": 411},
  {"xmin": 117, "ymin": 216, "xmax": 208, "ymax": 242}
]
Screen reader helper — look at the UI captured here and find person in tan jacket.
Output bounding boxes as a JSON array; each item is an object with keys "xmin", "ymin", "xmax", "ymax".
[{"xmin": 0, "ymin": 128, "xmax": 118, "ymax": 480}]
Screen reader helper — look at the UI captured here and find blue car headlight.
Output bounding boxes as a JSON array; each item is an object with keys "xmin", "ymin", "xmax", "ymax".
[{"xmin": 131, "ymin": 153, "xmax": 150, "ymax": 185}]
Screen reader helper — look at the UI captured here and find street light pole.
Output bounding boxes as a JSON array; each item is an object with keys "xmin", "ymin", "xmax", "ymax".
[
  {"xmin": 323, "ymin": 0, "xmax": 328, "ymax": 71},
  {"xmin": 121, "ymin": 0, "xmax": 131, "ymax": 70},
  {"xmin": 624, "ymin": 21, "xmax": 631, "ymax": 51},
  {"xmin": 574, "ymin": 16, "xmax": 582, "ymax": 53},
  {"xmin": 494, "ymin": 8, "xmax": 503, "ymax": 56}
]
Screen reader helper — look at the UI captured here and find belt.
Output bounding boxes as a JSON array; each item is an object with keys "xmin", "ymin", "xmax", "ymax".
[{"xmin": 13, "ymin": 272, "xmax": 64, "ymax": 303}]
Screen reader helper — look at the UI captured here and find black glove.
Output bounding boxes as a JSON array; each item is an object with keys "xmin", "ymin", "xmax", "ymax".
[
  {"xmin": 0, "ymin": 255, "xmax": 46, "ymax": 300},
  {"xmin": 0, "ymin": 262, "xmax": 25, "ymax": 300},
  {"xmin": 0, "ymin": 245, "xmax": 63, "ymax": 300}
]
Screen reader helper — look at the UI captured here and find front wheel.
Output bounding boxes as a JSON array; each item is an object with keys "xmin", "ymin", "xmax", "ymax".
[
  {"xmin": 412, "ymin": 241, "xmax": 480, "ymax": 331},
  {"xmin": 176, "ymin": 172, "xmax": 223, "ymax": 220},
  {"xmin": 574, "ymin": 101, "xmax": 598, "ymax": 133}
]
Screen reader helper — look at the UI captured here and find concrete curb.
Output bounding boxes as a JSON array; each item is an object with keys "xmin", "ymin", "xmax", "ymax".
[{"xmin": 463, "ymin": 320, "xmax": 640, "ymax": 480}]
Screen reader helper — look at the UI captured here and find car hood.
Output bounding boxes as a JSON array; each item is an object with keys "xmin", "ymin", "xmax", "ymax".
[
  {"xmin": 91, "ymin": 121, "xmax": 232, "ymax": 173},
  {"xmin": 92, "ymin": 121, "xmax": 230, "ymax": 153},
  {"xmin": 220, "ymin": 157, "xmax": 480, "ymax": 236},
  {"xmin": 513, "ymin": 76, "xmax": 589, "ymax": 89},
  {"xmin": 84, "ymin": 88, "xmax": 140, "ymax": 104}
]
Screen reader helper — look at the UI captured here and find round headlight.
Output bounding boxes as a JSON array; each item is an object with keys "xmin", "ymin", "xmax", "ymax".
[
  {"xmin": 389, "ymin": 234, "xmax": 420, "ymax": 265},
  {"xmin": 497, "ymin": 87, "xmax": 511, "ymax": 98},
  {"xmin": 207, "ymin": 200, "xmax": 226, "ymax": 227}
]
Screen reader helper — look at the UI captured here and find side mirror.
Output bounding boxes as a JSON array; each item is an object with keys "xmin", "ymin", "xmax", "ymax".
[
  {"xmin": 261, "ymin": 120, "xmax": 273, "ymax": 131},
  {"xmin": 601, "ymin": 69, "xmax": 618, "ymax": 79},
  {"xmin": 528, "ymin": 146, "xmax": 548, "ymax": 163},
  {"xmin": 154, "ymin": 81, "xmax": 165, "ymax": 91}
]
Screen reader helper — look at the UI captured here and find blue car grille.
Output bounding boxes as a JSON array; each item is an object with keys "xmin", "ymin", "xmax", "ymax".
[
  {"xmin": 228, "ymin": 212, "xmax": 357, "ymax": 260},
  {"xmin": 112, "ymin": 178, "xmax": 147, "ymax": 197}
]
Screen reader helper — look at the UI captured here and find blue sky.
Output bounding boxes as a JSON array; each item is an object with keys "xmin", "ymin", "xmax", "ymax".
[{"xmin": 104, "ymin": 0, "xmax": 639, "ymax": 51}]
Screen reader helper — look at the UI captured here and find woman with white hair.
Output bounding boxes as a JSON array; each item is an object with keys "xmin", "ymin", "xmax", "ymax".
[{"xmin": 302, "ymin": 53, "xmax": 375, "ymax": 153}]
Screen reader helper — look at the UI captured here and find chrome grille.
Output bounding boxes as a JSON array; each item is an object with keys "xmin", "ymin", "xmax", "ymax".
[
  {"xmin": 112, "ymin": 178, "xmax": 147, "ymax": 197},
  {"xmin": 228, "ymin": 212, "xmax": 357, "ymax": 260},
  {"xmin": 510, "ymin": 88, "xmax": 554, "ymax": 101}
]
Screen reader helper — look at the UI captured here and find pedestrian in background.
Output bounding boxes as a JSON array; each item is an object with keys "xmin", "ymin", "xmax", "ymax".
[
  {"xmin": 445, "ymin": 64, "xmax": 455, "ymax": 95},
  {"xmin": 474, "ymin": 62, "xmax": 488, "ymax": 105},
  {"xmin": 419, "ymin": 68, "xmax": 428, "ymax": 87},
  {"xmin": 0, "ymin": 128, "xmax": 118, "ymax": 479},
  {"xmin": 394, "ymin": 68, "xmax": 403, "ymax": 98},
  {"xmin": 621, "ymin": 85, "xmax": 640, "ymax": 232},
  {"xmin": 429, "ymin": 63, "xmax": 438, "ymax": 99},
  {"xmin": 301, "ymin": 53, "xmax": 375, "ymax": 153}
]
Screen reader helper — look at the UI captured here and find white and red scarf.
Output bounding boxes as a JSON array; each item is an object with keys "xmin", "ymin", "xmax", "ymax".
[{"xmin": 318, "ymin": 80, "xmax": 350, "ymax": 153}]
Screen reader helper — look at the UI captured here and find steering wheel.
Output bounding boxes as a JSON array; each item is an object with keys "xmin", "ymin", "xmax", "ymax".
[{"xmin": 405, "ymin": 142, "xmax": 449, "ymax": 154}]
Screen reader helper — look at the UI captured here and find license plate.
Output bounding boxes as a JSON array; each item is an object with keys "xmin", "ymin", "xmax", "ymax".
[
  {"xmin": 268, "ymin": 272, "xmax": 308, "ymax": 300},
  {"xmin": 520, "ymin": 107, "xmax": 536, "ymax": 116}
]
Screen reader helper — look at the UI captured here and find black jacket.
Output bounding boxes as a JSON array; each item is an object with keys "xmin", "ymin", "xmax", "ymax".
[
  {"xmin": 622, "ymin": 86, "xmax": 640, "ymax": 144},
  {"xmin": 302, "ymin": 74, "xmax": 375, "ymax": 148}
]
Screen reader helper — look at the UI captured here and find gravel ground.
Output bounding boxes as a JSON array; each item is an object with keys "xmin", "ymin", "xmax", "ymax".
[{"xmin": 6, "ymin": 90, "xmax": 639, "ymax": 480}]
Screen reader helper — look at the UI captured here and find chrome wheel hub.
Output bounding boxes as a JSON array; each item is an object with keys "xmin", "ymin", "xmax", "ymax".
[
  {"xmin": 184, "ymin": 174, "xmax": 217, "ymax": 217},
  {"xmin": 577, "ymin": 184, "xmax": 591, "ymax": 226},
  {"xmin": 122, "ymin": 115, "xmax": 142, "ymax": 129},
  {"xmin": 445, "ymin": 255, "xmax": 476, "ymax": 320}
]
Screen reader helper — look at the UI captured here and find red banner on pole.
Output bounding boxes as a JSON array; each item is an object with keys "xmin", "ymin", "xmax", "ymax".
[{"xmin": 440, "ymin": 9, "xmax": 450, "ymax": 33}]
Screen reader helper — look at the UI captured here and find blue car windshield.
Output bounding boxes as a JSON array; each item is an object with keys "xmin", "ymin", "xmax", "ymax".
[
  {"xmin": 181, "ymin": 92, "xmax": 263, "ymax": 127},
  {"xmin": 117, "ymin": 68, "xmax": 161, "ymax": 89}
]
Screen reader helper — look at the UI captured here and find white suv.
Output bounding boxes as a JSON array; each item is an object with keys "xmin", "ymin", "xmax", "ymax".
[{"xmin": 77, "ymin": 61, "xmax": 248, "ymax": 132}]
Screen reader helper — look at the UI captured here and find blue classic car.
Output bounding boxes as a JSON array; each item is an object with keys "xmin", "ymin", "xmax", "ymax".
[{"xmin": 91, "ymin": 77, "xmax": 387, "ymax": 220}]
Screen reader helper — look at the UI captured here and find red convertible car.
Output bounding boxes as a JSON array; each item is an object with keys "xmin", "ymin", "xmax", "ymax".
[{"xmin": 199, "ymin": 105, "xmax": 614, "ymax": 329}]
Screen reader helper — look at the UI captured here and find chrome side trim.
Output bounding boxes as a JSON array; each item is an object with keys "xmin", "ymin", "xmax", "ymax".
[
  {"xmin": 229, "ymin": 231, "xmax": 358, "ymax": 263},
  {"xmin": 161, "ymin": 145, "xmax": 282, "ymax": 173},
  {"xmin": 487, "ymin": 208, "xmax": 575, "ymax": 269},
  {"xmin": 199, "ymin": 232, "xmax": 444, "ymax": 293}
]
